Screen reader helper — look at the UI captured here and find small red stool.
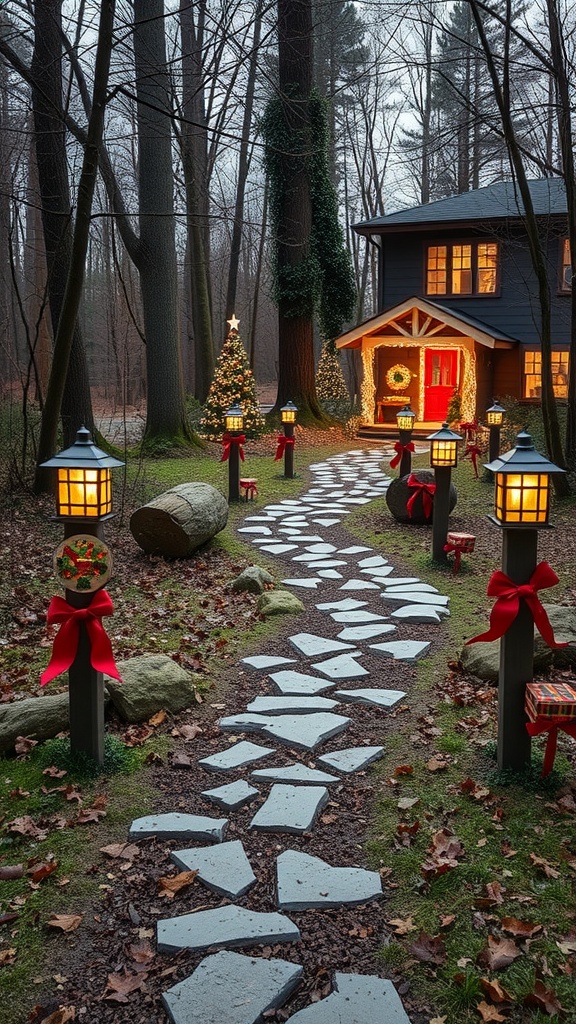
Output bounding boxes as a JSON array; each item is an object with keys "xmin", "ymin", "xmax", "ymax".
[
  {"xmin": 525, "ymin": 682, "xmax": 576, "ymax": 775},
  {"xmin": 444, "ymin": 532, "xmax": 475, "ymax": 573},
  {"xmin": 239, "ymin": 477, "xmax": 258, "ymax": 501}
]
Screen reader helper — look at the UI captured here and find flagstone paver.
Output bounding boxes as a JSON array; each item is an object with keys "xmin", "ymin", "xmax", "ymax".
[
  {"xmin": 250, "ymin": 764, "xmax": 340, "ymax": 785},
  {"xmin": 390, "ymin": 605, "xmax": 446, "ymax": 623},
  {"xmin": 317, "ymin": 746, "xmax": 385, "ymax": 773},
  {"xmin": 201, "ymin": 779, "xmax": 259, "ymax": 811},
  {"xmin": 281, "ymin": 578, "xmax": 322, "ymax": 589},
  {"xmin": 339, "ymin": 579, "xmax": 381, "ymax": 591},
  {"xmin": 129, "ymin": 813, "xmax": 227, "ymax": 843},
  {"xmin": 336, "ymin": 624, "xmax": 396, "ymax": 642},
  {"xmin": 357, "ymin": 555, "xmax": 389, "ymax": 567},
  {"xmin": 262, "ymin": 712, "xmax": 351, "ymax": 750},
  {"xmin": 288, "ymin": 633, "xmax": 355, "ymax": 657},
  {"xmin": 369, "ymin": 640, "xmax": 432, "ymax": 662},
  {"xmin": 317, "ymin": 569, "xmax": 343, "ymax": 578},
  {"xmin": 242, "ymin": 655, "xmax": 296, "ymax": 670},
  {"xmin": 268, "ymin": 670, "xmax": 336, "ymax": 695},
  {"xmin": 198, "ymin": 740, "xmax": 276, "ymax": 773},
  {"xmin": 276, "ymin": 850, "xmax": 383, "ymax": 910},
  {"xmin": 249, "ymin": 784, "xmax": 329, "ymax": 834},
  {"xmin": 316, "ymin": 598, "xmax": 367, "ymax": 611},
  {"xmin": 311, "ymin": 654, "xmax": 369, "ymax": 680},
  {"xmin": 329, "ymin": 610, "xmax": 388, "ymax": 623},
  {"xmin": 171, "ymin": 840, "xmax": 256, "ymax": 898},
  {"xmin": 157, "ymin": 905, "xmax": 300, "ymax": 953},
  {"xmin": 162, "ymin": 950, "xmax": 303, "ymax": 1024},
  {"xmin": 246, "ymin": 695, "xmax": 339, "ymax": 715},
  {"xmin": 285, "ymin": 972, "xmax": 411, "ymax": 1023},
  {"xmin": 381, "ymin": 591, "xmax": 449, "ymax": 606},
  {"xmin": 334, "ymin": 688, "xmax": 406, "ymax": 708}
]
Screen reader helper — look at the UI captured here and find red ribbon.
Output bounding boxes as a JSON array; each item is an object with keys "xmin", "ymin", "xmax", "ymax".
[
  {"xmin": 240, "ymin": 480, "xmax": 258, "ymax": 499},
  {"xmin": 443, "ymin": 543, "xmax": 462, "ymax": 573},
  {"xmin": 460, "ymin": 420, "xmax": 477, "ymax": 436},
  {"xmin": 220, "ymin": 433, "xmax": 246, "ymax": 462},
  {"xmin": 274, "ymin": 434, "xmax": 295, "ymax": 461},
  {"xmin": 463, "ymin": 443, "xmax": 482, "ymax": 477},
  {"xmin": 406, "ymin": 473, "xmax": 436, "ymax": 519},
  {"xmin": 390, "ymin": 441, "xmax": 415, "ymax": 470},
  {"xmin": 41, "ymin": 590, "xmax": 120, "ymax": 687},
  {"xmin": 526, "ymin": 717, "xmax": 576, "ymax": 776},
  {"xmin": 465, "ymin": 561, "xmax": 569, "ymax": 648}
]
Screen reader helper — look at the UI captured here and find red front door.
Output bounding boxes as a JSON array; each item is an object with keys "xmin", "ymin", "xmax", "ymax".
[{"xmin": 424, "ymin": 349, "xmax": 459, "ymax": 420}]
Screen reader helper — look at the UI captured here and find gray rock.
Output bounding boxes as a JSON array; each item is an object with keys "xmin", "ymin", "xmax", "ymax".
[
  {"xmin": 317, "ymin": 747, "xmax": 384, "ymax": 774},
  {"xmin": 250, "ymin": 784, "xmax": 329, "ymax": 834},
  {"xmin": 157, "ymin": 905, "xmax": 300, "ymax": 953},
  {"xmin": 201, "ymin": 780, "xmax": 259, "ymax": 811},
  {"xmin": 231, "ymin": 566, "xmax": 274, "ymax": 594},
  {"xmin": 250, "ymin": 764, "xmax": 339, "ymax": 785},
  {"xmin": 285, "ymin": 972, "xmax": 410, "ymax": 1023},
  {"xmin": 369, "ymin": 640, "xmax": 431, "ymax": 662},
  {"xmin": 129, "ymin": 812, "xmax": 227, "ymax": 843},
  {"xmin": 276, "ymin": 850, "xmax": 383, "ymax": 910},
  {"xmin": 105, "ymin": 654, "xmax": 197, "ymax": 722},
  {"xmin": 335, "ymin": 688, "xmax": 406, "ymax": 708},
  {"xmin": 198, "ymin": 740, "xmax": 276, "ymax": 774},
  {"xmin": 162, "ymin": 951, "xmax": 303, "ymax": 1024},
  {"xmin": 386, "ymin": 470, "xmax": 456, "ymax": 525},
  {"xmin": 171, "ymin": 840, "xmax": 256, "ymax": 898},
  {"xmin": 269, "ymin": 670, "xmax": 335, "ymax": 695},
  {"xmin": 459, "ymin": 603, "xmax": 576, "ymax": 681},
  {"xmin": 130, "ymin": 482, "xmax": 228, "ymax": 557},
  {"xmin": 246, "ymin": 696, "xmax": 339, "ymax": 716},
  {"xmin": 0, "ymin": 692, "xmax": 70, "ymax": 753},
  {"xmin": 257, "ymin": 591, "xmax": 306, "ymax": 616}
]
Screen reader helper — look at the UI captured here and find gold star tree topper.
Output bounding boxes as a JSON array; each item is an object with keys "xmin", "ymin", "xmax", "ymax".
[{"xmin": 227, "ymin": 314, "xmax": 240, "ymax": 332}]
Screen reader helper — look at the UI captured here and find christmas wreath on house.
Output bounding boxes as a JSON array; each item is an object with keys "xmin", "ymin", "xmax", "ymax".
[{"xmin": 385, "ymin": 363, "xmax": 412, "ymax": 392}]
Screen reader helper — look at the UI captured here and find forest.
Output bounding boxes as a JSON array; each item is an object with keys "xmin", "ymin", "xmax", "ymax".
[{"xmin": 1, "ymin": 0, "xmax": 575, "ymax": 481}]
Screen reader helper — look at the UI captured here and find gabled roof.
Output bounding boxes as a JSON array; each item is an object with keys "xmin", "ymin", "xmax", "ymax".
[
  {"xmin": 335, "ymin": 297, "xmax": 519, "ymax": 350},
  {"xmin": 354, "ymin": 178, "xmax": 567, "ymax": 236}
]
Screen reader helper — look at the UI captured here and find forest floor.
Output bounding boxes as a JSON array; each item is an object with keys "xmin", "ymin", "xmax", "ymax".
[{"xmin": 1, "ymin": 431, "xmax": 576, "ymax": 1024}]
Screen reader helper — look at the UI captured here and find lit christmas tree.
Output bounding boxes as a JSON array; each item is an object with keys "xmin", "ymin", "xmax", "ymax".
[
  {"xmin": 315, "ymin": 341, "xmax": 350, "ymax": 419},
  {"xmin": 199, "ymin": 317, "xmax": 266, "ymax": 440}
]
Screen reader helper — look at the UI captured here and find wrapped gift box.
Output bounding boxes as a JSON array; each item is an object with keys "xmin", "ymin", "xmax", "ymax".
[
  {"xmin": 525, "ymin": 682, "xmax": 576, "ymax": 722},
  {"xmin": 446, "ymin": 532, "xmax": 475, "ymax": 552}
]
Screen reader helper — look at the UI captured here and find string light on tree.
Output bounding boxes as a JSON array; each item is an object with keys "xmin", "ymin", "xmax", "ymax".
[{"xmin": 200, "ymin": 318, "xmax": 265, "ymax": 441}]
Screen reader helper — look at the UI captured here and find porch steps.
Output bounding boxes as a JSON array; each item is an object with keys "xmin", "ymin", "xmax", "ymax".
[{"xmin": 356, "ymin": 424, "xmax": 434, "ymax": 442}]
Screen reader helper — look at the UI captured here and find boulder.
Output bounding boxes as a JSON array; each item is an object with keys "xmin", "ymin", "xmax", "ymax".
[
  {"xmin": 0, "ymin": 692, "xmax": 70, "ymax": 753},
  {"xmin": 105, "ymin": 654, "xmax": 199, "ymax": 722},
  {"xmin": 130, "ymin": 483, "xmax": 228, "ymax": 557},
  {"xmin": 257, "ymin": 591, "xmax": 305, "ymax": 616},
  {"xmin": 231, "ymin": 566, "xmax": 274, "ymax": 594},
  {"xmin": 460, "ymin": 604, "xmax": 576, "ymax": 681},
  {"xmin": 386, "ymin": 470, "xmax": 457, "ymax": 525}
]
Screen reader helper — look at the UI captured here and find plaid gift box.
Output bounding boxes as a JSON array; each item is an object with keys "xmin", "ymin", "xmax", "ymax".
[{"xmin": 525, "ymin": 682, "xmax": 576, "ymax": 722}]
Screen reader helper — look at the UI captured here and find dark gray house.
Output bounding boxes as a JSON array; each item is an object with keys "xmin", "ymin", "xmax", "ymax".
[{"xmin": 336, "ymin": 179, "xmax": 570, "ymax": 428}]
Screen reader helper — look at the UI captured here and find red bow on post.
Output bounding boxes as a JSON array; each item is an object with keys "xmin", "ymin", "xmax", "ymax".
[
  {"xmin": 406, "ymin": 473, "xmax": 436, "ymax": 519},
  {"xmin": 390, "ymin": 441, "xmax": 415, "ymax": 470},
  {"xmin": 220, "ymin": 433, "xmax": 246, "ymax": 462},
  {"xmin": 463, "ymin": 443, "xmax": 482, "ymax": 477},
  {"xmin": 465, "ymin": 561, "xmax": 568, "ymax": 648},
  {"xmin": 459, "ymin": 419, "xmax": 478, "ymax": 440},
  {"xmin": 274, "ymin": 434, "xmax": 295, "ymax": 461},
  {"xmin": 41, "ymin": 590, "xmax": 120, "ymax": 687},
  {"xmin": 526, "ymin": 717, "xmax": 576, "ymax": 776}
]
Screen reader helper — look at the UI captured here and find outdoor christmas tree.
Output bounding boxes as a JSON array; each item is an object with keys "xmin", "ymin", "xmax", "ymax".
[
  {"xmin": 315, "ymin": 341, "xmax": 350, "ymax": 419},
  {"xmin": 199, "ymin": 318, "xmax": 266, "ymax": 440}
]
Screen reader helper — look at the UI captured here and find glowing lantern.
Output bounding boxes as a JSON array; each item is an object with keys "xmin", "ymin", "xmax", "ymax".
[{"xmin": 41, "ymin": 427, "xmax": 124, "ymax": 521}]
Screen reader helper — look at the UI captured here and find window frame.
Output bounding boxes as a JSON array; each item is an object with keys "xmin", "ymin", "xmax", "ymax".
[
  {"xmin": 424, "ymin": 239, "xmax": 500, "ymax": 298},
  {"xmin": 559, "ymin": 238, "xmax": 572, "ymax": 294},
  {"xmin": 521, "ymin": 348, "xmax": 569, "ymax": 402}
]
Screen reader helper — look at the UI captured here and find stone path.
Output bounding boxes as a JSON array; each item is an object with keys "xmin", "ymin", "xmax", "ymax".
[{"xmin": 128, "ymin": 448, "xmax": 449, "ymax": 1023}]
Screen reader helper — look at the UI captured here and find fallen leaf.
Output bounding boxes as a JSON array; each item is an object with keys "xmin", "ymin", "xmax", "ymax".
[
  {"xmin": 529, "ymin": 854, "xmax": 560, "ymax": 878},
  {"xmin": 476, "ymin": 1001, "xmax": 508, "ymax": 1022},
  {"xmin": 485, "ymin": 881, "xmax": 506, "ymax": 905},
  {"xmin": 500, "ymin": 917, "xmax": 542, "ymax": 939},
  {"xmin": 440, "ymin": 914, "xmax": 456, "ymax": 929},
  {"xmin": 29, "ymin": 860, "xmax": 59, "ymax": 884},
  {"xmin": 104, "ymin": 967, "xmax": 148, "ymax": 1002},
  {"xmin": 429, "ymin": 1018, "xmax": 447, "ymax": 1024},
  {"xmin": 397, "ymin": 820, "xmax": 420, "ymax": 836},
  {"xmin": 524, "ymin": 979, "xmax": 564, "ymax": 1015},
  {"xmin": 42, "ymin": 766, "xmax": 67, "ymax": 778},
  {"xmin": 177, "ymin": 724, "xmax": 203, "ymax": 741},
  {"xmin": 408, "ymin": 931, "xmax": 446, "ymax": 965},
  {"xmin": 7, "ymin": 816, "xmax": 49, "ymax": 841},
  {"xmin": 557, "ymin": 937, "xmax": 576, "ymax": 954},
  {"xmin": 0, "ymin": 864, "xmax": 23, "ymax": 880},
  {"xmin": 42, "ymin": 1009, "xmax": 76, "ymax": 1024},
  {"xmin": 125, "ymin": 940, "xmax": 154, "ymax": 964},
  {"xmin": 148, "ymin": 709, "xmax": 167, "ymax": 727},
  {"xmin": 387, "ymin": 916, "xmax": 416, "ymax": 935},
  {"xmin": 480, "ymin": 978, "xmax": 513, "ymax": 1003},
  {"xmin": 427, "ymin": 756, "xmax": 448, "ymax": 771},
  {"xmin": 394, "ymin": 764, "xmax": 414, "ymax": 776},
  {"xmin": 15, "ymin": 735, "xmax": 38, "ymax": 755},
  {"xmin": 0, "ymin": 948, "xmax": 16, "ymax": 965},
  {"xmin": 477, "ymin": 935, "xmax": 522, "ymax": 971},
  {"xmin": 171, "ymin": 751, "xmax": 193, "ymax": 768},
  {"xmin": 477, "ymin": 838, "xmax": 488, "ymax": 848},
  {"xmin": 99, "ymin": 843, "xmax": 139, "ymax": 861},
  {"xmin": 157, "ymin": 870, "xmax": 198, "ymax": 898},
  {"xmin": 398, "ymin": 797, "xmax": 419, "ymax": 811},
  {"xmin": 46, "ymin": 913, "xmax": 83, "ymax": 932}
]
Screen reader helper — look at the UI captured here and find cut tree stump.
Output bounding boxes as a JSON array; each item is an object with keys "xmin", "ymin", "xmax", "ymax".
[{"xmin": 130, "ymin": 483, "xmax": 228, "ymax": 557}]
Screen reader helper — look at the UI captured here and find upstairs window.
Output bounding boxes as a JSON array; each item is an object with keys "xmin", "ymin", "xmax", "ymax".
[
  {"xmin": 523, "ymin": 350, "xmax": 569, "ymax": 399},
  {"xmin": 560, "ymin": 238, "xmax": 572, "ymax": 292},
  {"xmin": 426, "ymin": 242, "xmax": 499, "ymax": 297}
]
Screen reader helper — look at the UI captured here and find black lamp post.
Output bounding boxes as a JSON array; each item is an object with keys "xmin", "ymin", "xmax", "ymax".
[
  {"xmin": 427, "ymin": 422, "xmax": 462, "ymax": 563},
  {"xmin": 224, "ymin": 403, "xmax": 244, "ymax": 502},
  {"xmin": 395, "ymin": 404, "xmax": 416, "ymax": 476},
  {"xmin": 486, "ymin": 399, "xmax": 506, "ymax": 464},
  {"xmin": 484, "ymin": 431, "xmax": 565, "ymax": 770},
  {"xmin": 280, "ymin": 401, "xmax": 297, "ymax": 479},
  {"xmin": 41, "ymin": 427, "xmax": 124, "ymax": 764}
]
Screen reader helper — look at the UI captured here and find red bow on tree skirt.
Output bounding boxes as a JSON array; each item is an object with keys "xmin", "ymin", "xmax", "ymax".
[
  {"xmin": 406, "ymin": 473, "xmax": 436, "ymax": 519},
  {"xmin": 220, "ymin": 433, "xmax": 246, "ymax": 462},
  {"xmin": 526, "ymin": 717, "xmax": 576, "ymax": 776},
  {"xmin": 465, "ymin": 561, "xmax": 568, "ymax": 648},
  {"xmin": 463, "ymin": 442, "xmax": 483, "ymax": 477},
  {"xmin": 390, "ymin": 441, "xmax": 415, "ymax": 470},
  {"xmin": 41, "ymin": 590, "xmax": 120, "ymax": 687},
  {"xmin": 274, "ymin": 434, "xmax": 295, "ymax": 461}
]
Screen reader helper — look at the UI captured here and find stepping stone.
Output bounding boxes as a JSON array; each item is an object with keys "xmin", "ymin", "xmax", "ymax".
[
  {"xmin": 288, "ymin": 633, "xmax": 355, "ymax": 657},
  {"xmin": 129, "ymin": 813, "xmax": 227, "ymax": 844},
  {"xmin": 330, "ymin": 610, "xmax": 387, "ymax": 623},
  {"xmin": 339, "ymin": 579, "xmax": 381, "ymax": 591},
  {"xmin": 282, "ymin": 535, "xmax": 325, "ymax": 543},
  {"xmin": 284, "ymin": 972, "xmax": 410, "ymax": 1024},
  {"xmin": 384, "ymin": 582, "xmax": 440, "ymax": 595},
  {"xmin": 263, "ymin": 712, "xmax": 351, "ymax": 750},
  {"xmin": 238, "ymin": 526, "xmax": 272, "ymax": 534},
  {"xmin": 338, "ymin": 546, "xmax": 372, "ymax": 554},
  {"xmin": 317, "ymin": 746, "xmax": 384, "ymax": 773},
  {"xmin": 171, "ymin": 840, "xmax": 256, "ymax": 899},
  {"xmin": 376, "ymin": 576, "xmax": 421, "ymax": 586},
  {"xmin": 335, "ymin": 496, "xmax": 371, "ymax": 504},
  {"xmin": 335, "ymin": 688, "xmax": 406, "ymax": 708},
  {"xmin": 199, "ymin": 741, "xmax": 275, "ymax": 774},
  {"xmin": 249, "ymin": 784, "xmax": 329, "ymax": 834},
  {"xmin": 161, "ymin": 950, "xmax": 302, "ymax": 1024},
  {"xmin": 390, "ymin": 605, "xmax": 444, "ymax": 624},
  {"xmin": 381, "ymin": 591, "xmax": 449, "ymax": 607},
  {"xmin": 276, "ymin": 850, "xmax": 383, "ymax": 910},
  {"xmin": 311, "ymin": 518, "xmax": 341, "ymax": 527},
  {"xmin": 369, "ymin": 639, "xmax": 431, "ymax": 662},
  {"xmin": 316, "ymin": 598, "xmax": 367, "ymax": 611},
  {"xmin": 201, "ymin": 780, "xmax": 259, "ymax": 811},
  {"xmin": 157, "ymin": 905, "xmax": 300, "ymax": 954},
  {"xmin": 245, "ymin": 515, "xmax": 276, "ymax": 522},
  {"xmin": 242, "ymin": 655, "xmax": 295, "ymax": 670},
  {"xmin": 311, "ymin": 654, "xmax": 368, "ymax": 679},
  {"xmin": 250, "ymin": 764, "xmax": 339, "ymax": 785},
  {"xmin": 317, "ymin": 569, "xmax": 343, "ymax": 579},
  {"xmin": 279, "ymin": 528, "xmax": 304, "ymax": 535},
  {"xmin": 305, "ymin": 543, "xmax": 337, "ymax": 553},
  {"xmin": 358, "ymin": 555, "xmax": 389, "ymax": 567},
  {"xmin": 219, "ymin": 713, "xmax": 271, "ymax": 733},
  {"xmin": 281, "ymin": 578, "xmax": 321, "ymax": 589},
  {"xmin": 304, "ymin": 560, "xmax": 348, "ymax": 569},
  {"xmin": 292, "ymin": 552, "xmax": 336, "ymax": 563},
  {"xmin": 337, "ymin": 624, "xmax": 396, "ymax": 642},
  {"xmin": 283, "ymin": 516, "xmax": 309, "ymax": 524},
  {"xmin": 256, "ymin": 544, "xmax": 297, "ymax": 554},
  {"xmin": 246, "ymin": 695, "xmax": 339, "ymax": 715},
  {"xmin": 269, "ymin": 670, "xmax": 335, "ymax": 695},
  {"xmin": 360, "ymin": 566, "xmax": 394, "ymax": 578}
]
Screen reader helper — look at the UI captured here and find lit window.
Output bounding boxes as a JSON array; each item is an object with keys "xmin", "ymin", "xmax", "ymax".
[
  {"xmin": 426, "ymin": 242, "xmax": 498, "ymax": 297},
  {"xmin": 561, "ymin": 239, "xmax": 572, "ymax": 292},
  {"xmin": 523, "ymin": 351, "xmax": 569, "ymax": 399}
]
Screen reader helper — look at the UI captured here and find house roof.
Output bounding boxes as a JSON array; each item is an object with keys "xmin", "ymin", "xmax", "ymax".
[
  {"xmin": 353, "ymin": 178, "xmax": 567, "ymax": 236},
  {"xmin": 335, "ymin": 297, "xmax": 519, "ymax": 350}
]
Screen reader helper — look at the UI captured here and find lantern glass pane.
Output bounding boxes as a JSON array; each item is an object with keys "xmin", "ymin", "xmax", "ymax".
[
  {"xmin": 431, "ymin": 439, "xmax": 457, "ymax": 467},
  {"xmin": 57, "ymin": 468, "xmax": 111, "ymax": 517},
  {"xmin": 397, "ymin": 414, "xmax": 413, "ymax": 431},
  {"xmin": 487, "ymin": 411, "xmax": 503, "ymax": 426},
  {"xmin": 281, "ymin": 409, "xmax": 296, "ymax": 423},
  {"xmin": 225, "ymin": 412, "xmax": 243, "ymax": 431},
  {"xmin": 494, "ymin": 472, "xmax": 549, "ymax": 524}
]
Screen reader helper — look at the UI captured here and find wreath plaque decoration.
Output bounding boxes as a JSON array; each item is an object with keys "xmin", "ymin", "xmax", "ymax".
[
  {"xmin": 386, "ymin": 363, "xmax": 412, "ymax": 392},
  {"xmin": 53, "ymin": 534, "xmax": 112, "ymax": 593}
]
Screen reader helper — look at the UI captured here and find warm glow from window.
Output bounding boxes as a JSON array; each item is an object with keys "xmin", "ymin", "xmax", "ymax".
[
  {"xmin": 426, "ymin": 246, "xmax": 447, "ymax": 295},
  {"xmin": 523, "ymin": 351, "xmax": 569, "ymax": 399},
  {"xmin": 494, "ymin": 472, "xmax": 549, "ymax": 524},
  {"xmin": 426, "ymin": 242, "xmax": 498, "ymax": 297},
  {"xmin": 452, "ymin": 245, "xmax": 472, "ymax": 294},
  {"xmin": 561, "ymin": 238, "xmax": 571, "ymax": 291},
  {"xmin": 477, "ymin": 243, "xmax": 498, "ymax": 293},
  {"xmin": 57, "ymin": 468, "xmax": 111, "ymax": 518}
]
